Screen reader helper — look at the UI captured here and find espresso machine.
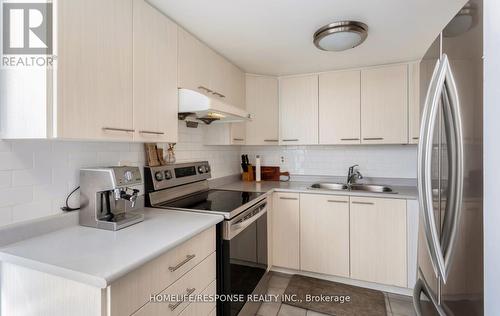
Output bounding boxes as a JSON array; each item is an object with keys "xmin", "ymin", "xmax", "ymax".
[{"xmin": 79, "ymin": 166, "xmax": 144, "ymax": 231}]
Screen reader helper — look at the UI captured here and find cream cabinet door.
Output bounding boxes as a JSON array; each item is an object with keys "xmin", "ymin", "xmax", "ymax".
[
  {"xmin": 408, "ymin": 62, "xmax": 421, "ymax": 144},
  {"xmin": 178, "ymin": 28, "xmax": 211, "ymax": 94},
  {"xmin": 360, "ymin": 64, "xmax": 408, "ymax": 144},
  {"xmin": 279, "ymin": 75, "xmax": 319, "ymax": 145},
  {"xmin": 204, "ymin": 123, "xmax": 246, "ymax": 145},
  {"xmin": 57, "ymin": 0, "xmax": 133, "ymax": 140},
  {"xmin": 272, "ymin": 193, "xmax": 300, "ymax": 270},
  {"xmin": 245, "ymin": 75, "xmax": 279, "ymax": 145},
  {"xmin": 350, "ymin": 197, "xmax": 407, "ymax": 287},
  {"xmin": 227, "ymin": 63, "xmax": 246, "ymax": 108},
  {"xmin": 300, "ymin": 194, "xmax": 350, "ymax": 277},
  {"xmin": 133, "ymin": 0, "xmax": 178, "ymax": 143},
  {"xmin": 208, "ymin": 50, "xmax": 229, "ymax": 100},
  {"xmin": 319, "ymin": 70, "xmax": 361, "ymax": 144}
]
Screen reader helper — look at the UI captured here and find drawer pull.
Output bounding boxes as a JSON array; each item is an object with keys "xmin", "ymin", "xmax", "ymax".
[
  {"xmin": 327, "ymin": 199, "xmax": 348, "ymax": 203},
  {"xmin": 340, "ymin": 138, "xmax": 360, "ymax": 141},
  {"xmin": 412, "ymin": 137, "xmax": 419, "ymax": 140},
  {"xmin": 233, "ymin": 138, "xmax": 244, "ymax": 141},
  {"xmin": 168, "ymin": 288, "xmax": 196, "ymax": 311},
  {"xmin": 102, "ymin": 127, "xmax": 135, "ymax": 133},
  {"xmin": 139, "ymin": 130, "xmax": 165, "ymax": 135},
  {"xmin": 282, "ymin": 139, "xmax": 299, "ymax": 142},
  {"xmin": 212, "ymin": 91, "xmax": 226, "ymax": 98},
  {"xmin": 352, "ymin": 201, "xmax": 375, "ymax": 205},
  {"xmin": 198, "ymin": 86, "xmax": 213, "ymax": 93},
  {"xmin": 363, "ymin": 137, "xmax": 384, "ymax": 141},
  {"xmin": 264, "ymin": 139, "xmax": 279, "ymax": 142},
  {"xmin": 279, "ymin": 197, "xmax": 298, "ymax": 200},
  {"xmin": 168, "ymin": 254, "xmax": 196, "ymax": 272}
]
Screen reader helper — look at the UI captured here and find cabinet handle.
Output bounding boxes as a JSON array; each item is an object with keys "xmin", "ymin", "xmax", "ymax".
[
  {"xmin": 168, "ymin": 288, "xmax": 196, "ymax": 311},
  {"xmin": 352, "ymin": 201, "xmax": 375, "ymax": 205},
  {"xmin": 102, "ymin": 127, "xmax": 135, "ymax": 133},
  {"xmin": 327, "ymin": 199, "xmax": 348, "ymax": 203},
  {"xmin": 233, "ymin": 138, "xmax": 244, "ymax": 141},
  {"xmin": 282, "ymin": 139, "xmax": 299, "ymax": 142},
  {"xmin": 139, "ymin": 130, "xmax": 165, "ymax": 135},
  {"xmin": 412, "ymin": 137, "xmax": 419, "ymax": 140},
  {"xmin": 198, "ymin": 86, "xmax": 212, "ymax": 93},
  {"xmin": 264, "ymin": 139, "xmax": 279, "ymax": 142},
  {"xmin": 280, "ymin": 197, "xmax": 298, "ymax": 200},
  {"xmin": 168, "ymin": 254, "xmax": 196, "ymax": 272},
  {"xmin": 212, "ymin": 91, "xmax": 226, "ymax": 98},
  {"xmin": 363, "ymin": 137, "xmax": 384, "ymax": 141},
  {"xmin": 341, "ymin": 138, "xmax": 360, "ymax": 141}
]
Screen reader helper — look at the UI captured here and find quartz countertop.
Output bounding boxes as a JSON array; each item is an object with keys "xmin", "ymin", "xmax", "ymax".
[
  {"xmin": 0, "ymin": 208, "xmax": 223, "ymax": 288},
  {"xmin": 216, "ymin": 180, "xmax": 418, "ymax": 200}
]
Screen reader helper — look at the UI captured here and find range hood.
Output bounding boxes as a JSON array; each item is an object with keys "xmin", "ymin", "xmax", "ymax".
[{"xmin": 178, "ymin": 88, "xmax": 250, "ymax": 124}]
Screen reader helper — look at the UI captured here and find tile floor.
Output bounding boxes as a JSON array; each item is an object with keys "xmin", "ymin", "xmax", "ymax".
[{"xmin": 255, "ymin": 272, "xmax": 416, "ymax": 316}]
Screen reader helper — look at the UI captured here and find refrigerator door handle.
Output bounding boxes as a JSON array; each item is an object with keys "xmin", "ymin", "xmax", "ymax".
[
  {"xmin": 439, "ymin": 55, "xmax": 465, "ymax": 282},
  {"xmin": 413, "ymin": 270, "xmax": 447, "ymax": 316},
  {"xmin": 417, "ymin": 58, "xmax": 448, "ymax": 281}
]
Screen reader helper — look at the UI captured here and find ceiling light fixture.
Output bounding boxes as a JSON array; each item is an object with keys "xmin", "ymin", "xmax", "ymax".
[{"xmin": 313, "ymin": 21, "xmax": 368, "ymax": 51}]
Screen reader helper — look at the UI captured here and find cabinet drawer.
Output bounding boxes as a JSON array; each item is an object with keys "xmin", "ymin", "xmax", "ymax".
[
  {"xmin": 133, "ymin": 252, "xmax": 216, "ymax": 316},
  {"xmin": 109, "ymin": 227, "xmax": 215, "ymax": 316},
  {"xmin": 178, "ymin": 280, "xmax": 217, "ymax": 316}
]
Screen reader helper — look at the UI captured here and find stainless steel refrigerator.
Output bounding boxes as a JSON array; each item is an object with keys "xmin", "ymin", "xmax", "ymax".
[{"xmin": 414, "ymin": 0, "xmax": 483, "ymax": 315}]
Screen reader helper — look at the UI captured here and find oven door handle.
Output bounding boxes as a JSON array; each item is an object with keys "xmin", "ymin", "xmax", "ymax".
[{"xmin": 223, "ymin": 200, "xmax": 267, "ymax": 240}]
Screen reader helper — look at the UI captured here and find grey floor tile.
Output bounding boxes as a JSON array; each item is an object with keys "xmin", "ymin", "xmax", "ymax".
[
  {"xmin": 268, "ymin": 274, "xmax": 292, "ymax": 290},
  {"xmin": 257, "ymin": 302, "xmax": 282, "ymax": 316},
  {"xmin": 389, "ymin": 297, "xmax": 416, "ymax": 316},
  {"xmin": 278, "ymin": 304, "xmax": 307, "ymax": 316},
  {"xmin": 305, "ymin": 310, "xmax": 330, "ymax": 316}
]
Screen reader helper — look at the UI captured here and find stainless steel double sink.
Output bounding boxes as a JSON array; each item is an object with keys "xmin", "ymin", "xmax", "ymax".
[{"xmin": 309, "ymin": 182, "xmax": 394, "ymax": 193}]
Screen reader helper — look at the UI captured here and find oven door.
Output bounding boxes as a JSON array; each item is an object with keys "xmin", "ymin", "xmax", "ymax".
[{"xmin": 219, "ymin": 199, "xmax": 269, "ymax": 316}]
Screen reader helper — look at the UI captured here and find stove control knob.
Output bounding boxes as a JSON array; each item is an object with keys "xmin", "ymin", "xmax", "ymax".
[
  {"xmin": 164, "ymin": 170, "xmax": 172, "ymax": 180},
  {"xmin": 205, "ymin": 165, "xmax": 210, "ymax": 172},
  {"xmin": 124, "ymin": 170, "xmax": 133, "ymax": 182},
  {"xmin": 198, "ymin": 166, "xmax": 206, "ymax": 174},
  {"xmin": 155, "ymin": 171, "xmax": 164, "ymax": 181}
]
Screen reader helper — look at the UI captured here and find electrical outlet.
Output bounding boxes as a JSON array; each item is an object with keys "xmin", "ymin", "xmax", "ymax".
[{"xmin": 280, "ymin": 156, "xmax": 285, "ymax": 164}]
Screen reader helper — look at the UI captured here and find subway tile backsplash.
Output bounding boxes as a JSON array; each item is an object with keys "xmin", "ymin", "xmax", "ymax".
[{"xmin": 0, "ymin": 121, "xmax": 417, "ymax": 228}]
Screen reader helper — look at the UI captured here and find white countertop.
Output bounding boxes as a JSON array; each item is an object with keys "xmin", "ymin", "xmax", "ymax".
[
  {"xmin": 0, "ymin": 208, "xmax": 223, "ymax": 288},
  {"xmin": 216, "ymin": 180, "xmax": 418, "ymax": 200}
]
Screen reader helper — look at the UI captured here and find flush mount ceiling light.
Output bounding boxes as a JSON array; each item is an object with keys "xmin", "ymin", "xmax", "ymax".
[
  {"xmin": 313, "ymin": 21, "xmax": 368, "ymax": 51},
  {"xmin": 443, "ymin": 2, "xmax": 475, "ymax": 37}
]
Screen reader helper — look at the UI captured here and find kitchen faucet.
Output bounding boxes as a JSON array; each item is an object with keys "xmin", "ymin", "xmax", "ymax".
[{"xmin": 347, "ymin": 164, "xmax": 363, "ymax": 186}]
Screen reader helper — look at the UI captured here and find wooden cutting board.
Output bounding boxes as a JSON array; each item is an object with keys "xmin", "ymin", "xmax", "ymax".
[{"xmin": 253, "ymin": 166, "xmax": 289, "ymax": 181}]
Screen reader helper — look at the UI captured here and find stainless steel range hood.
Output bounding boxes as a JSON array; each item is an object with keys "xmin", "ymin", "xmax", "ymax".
[{"xmin": 178, "ymin": 88, "xmax": 250, "ymax": 124}]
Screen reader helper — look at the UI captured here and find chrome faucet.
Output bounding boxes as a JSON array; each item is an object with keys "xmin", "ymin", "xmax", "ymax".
[{"xmin": 347, "ymin": 164, "xmax": 363, "ymax": 186}]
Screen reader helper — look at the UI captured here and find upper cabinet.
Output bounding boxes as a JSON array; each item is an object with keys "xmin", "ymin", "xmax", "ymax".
[
  {"xmin": 57, "ymin": 0, "xmax": 134, "ymax": 140},
  {"xmin": 319, "ymin": 70, "xmax": 361, "ymax": 145},
  {"xmin": 245, "ymin": 75, "xmax": 279, "ymax": 145},
  {"xmin": 178, "ymin": 29, "xmax": 245, "ymax": 108},
  {"xmin": 133, "ymin": 0, "xmax": 178, "ymax": 143},
  {"xmin": 279, "ymin": 75, "xmax": 319, "ymax": 145},
  {"xmin": 408, "ymin": 62, "xmax": 421, "ymax": 144},
  {"xmin": 360, "ymin": 64, "xmax": 409, "ymax": 144}
]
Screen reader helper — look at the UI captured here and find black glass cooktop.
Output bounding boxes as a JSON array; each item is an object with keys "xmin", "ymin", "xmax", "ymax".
[{"xmin": 157, "ymin": 190, "xmax": 264, "ymax": 214}]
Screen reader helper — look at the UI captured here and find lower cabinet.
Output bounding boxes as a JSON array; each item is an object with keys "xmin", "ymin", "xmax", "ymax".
[
  {"xmin": 300, "ymin": 194, "xmax": 350, "ymax": 277},
  {"xmin": 349, "ymin": 197, "xmax": 407, "ymax": 287},
  {"xmin": 272, "ymin": 192, "xmax": 300, "ymax": 270}
]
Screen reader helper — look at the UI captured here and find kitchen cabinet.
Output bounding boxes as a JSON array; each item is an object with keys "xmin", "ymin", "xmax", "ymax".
[
  {"xmin": 133, "ymin": 0, "xmax": 178, "ymax": 143},
  {"xmin": 408, "ymin": 62, "xmax": 421, "ymax": 144},
  {"xmin": 272, "ymin": 192, "xmax": 300, "ymax": 270},
  {"xmin": 319, "ymin": 70, "xmax": 361, "ymax": 144},
  {"xmin": 178, "ymin": 29, "xmax": 245, "ymax": 108},
  {"xmin": 57, "ymin": 0, "xmax": 134, "ymax": 140},
  {"xmin": 350, "ymin": 197, "xmax": 407, "ymax": 287},
  {"xmin": 300, "ymin": 194, "xmax": 350, "ymax": 277},
  {"xmin": 204, "ymin": 122, "xmax": 246, "ymax": 145},
  {"xmin": 279, "ymin": 75, "xmax": 319, "ymax": 145},
  {"xmin": 245, "ymin": 75, "xmax": 279, "ymax": 145},
  {"xmin": 361, "ymin": 64, "xmax": 408, "ymax": 144}
]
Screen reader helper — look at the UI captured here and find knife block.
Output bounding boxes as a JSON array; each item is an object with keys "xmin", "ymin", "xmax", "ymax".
[{"xmin": 242, "ymin": 165, "xmax": 254, "ymax": 182}]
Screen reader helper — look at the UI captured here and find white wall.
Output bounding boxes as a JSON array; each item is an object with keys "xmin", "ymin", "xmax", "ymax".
[
  {"xmin": 242, "ymin": 145, "xmax": 417, "ymax": 179},
  {"xmin": 0, "ymin": 122, "xmax": 241, "ymax": 228},
  {"xmin": 484, "ymin": 0, "xmax": 500, "ymax": 313}
]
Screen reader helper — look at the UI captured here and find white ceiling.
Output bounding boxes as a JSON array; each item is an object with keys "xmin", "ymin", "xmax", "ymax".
[{"xmin": 149, "ymin": 0, "xmax": 467, "ymax": 76}]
